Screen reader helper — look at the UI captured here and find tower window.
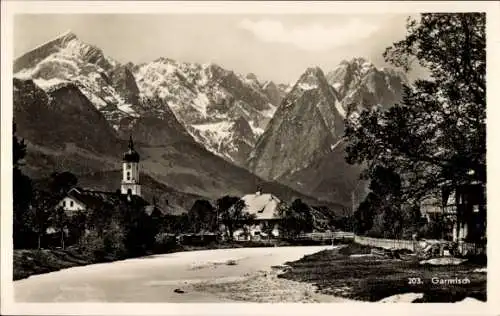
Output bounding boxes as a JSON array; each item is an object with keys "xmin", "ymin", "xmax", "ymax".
[
  {"xmin": 127, "ymin": 163, "xmax": 131, "ymax": 169},
  {"xmin": 127, "ymin": 171, "xmax": 130, "ymax": 180}
]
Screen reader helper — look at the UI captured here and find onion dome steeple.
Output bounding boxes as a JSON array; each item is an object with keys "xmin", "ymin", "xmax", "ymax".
[{"xmin": 123, "ymin": 135, "xmax": 140, "ymax": 162}]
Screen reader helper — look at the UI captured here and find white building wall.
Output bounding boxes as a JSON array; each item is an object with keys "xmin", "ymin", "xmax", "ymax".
[
  {"xmin": 121, "ymin": 162, "xmax": 141, "ymax": 196},
  {"xmin": 233, "ymin": 221, "xmax": 281, "ymax": 241},
  {"xmin": 58, "ymin": 197, "xmax": 86, "ymax": 215}
]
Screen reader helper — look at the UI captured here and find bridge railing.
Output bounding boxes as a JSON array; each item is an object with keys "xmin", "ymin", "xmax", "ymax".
[{"xmin": 295, "ymin": 231, "xmax": 355, "ymax": 241}]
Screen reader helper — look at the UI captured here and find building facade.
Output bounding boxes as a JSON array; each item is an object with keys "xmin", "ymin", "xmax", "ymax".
[
  {"xmin": 231, "ymin": 190, "xmax": 284, "ymax": 241},
  {"xmin": 421, "ymin": 181, "xmax": 486, "ymax": 243}
]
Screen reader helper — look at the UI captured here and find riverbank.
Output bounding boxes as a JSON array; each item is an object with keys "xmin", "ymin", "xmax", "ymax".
[
  {"xmin": 189, "ymin": 255, "xmax": 353, "ymax": 303},
  {"xmin": 277, "ymin": 243, "xmax": 487, "ymax": 302}
]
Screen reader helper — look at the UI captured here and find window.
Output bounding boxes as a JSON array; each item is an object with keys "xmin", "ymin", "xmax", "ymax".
[
  {"xmin": 63, "ymin": 200, "xmax": 66, "ymax": 207},
  {"xmin": 127, "ymin": 171, "xmax": 130, "ymax": 180},
  {"xmin": 127, "ymin": 163, "xmax": 131, "ymax": 169},
  {"xmin": 70, "ymin": 201, "xmax": 74, "ymax": 207}
]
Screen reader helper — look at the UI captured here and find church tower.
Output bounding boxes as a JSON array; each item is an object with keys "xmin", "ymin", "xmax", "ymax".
[{"xmin": 121, "ymin": 135, "xmax": 141, "ymax": 196}]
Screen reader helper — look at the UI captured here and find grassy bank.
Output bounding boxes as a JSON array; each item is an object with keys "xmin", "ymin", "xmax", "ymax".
[
  {"xmin": 14, "ymin": 248, "xmax": 95, "ymax": 281},
  {"xmin": 278, "ymin": 243, "xmax": 487, "ymax": 302}
]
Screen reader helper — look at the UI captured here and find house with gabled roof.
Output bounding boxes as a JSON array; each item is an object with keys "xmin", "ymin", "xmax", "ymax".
[
  {"xmin": 230, "ymin": 188, "xmax": 286, "ymax": 241},
  {"xmin": 57, "ymin": 136, "xmax": 158, "ymax": 217}
]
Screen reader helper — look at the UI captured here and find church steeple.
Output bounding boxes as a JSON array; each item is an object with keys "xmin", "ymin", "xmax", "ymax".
[
  {"xmin": 123, "ymin": 135, "xmax": 140, "ymax": 163},
  {"xmin": 129, "ymin": 135, "xmax": 134, "ymax": 150},
  {"xmin": 121, "ymin": 135, "xmax": 141, "ymax": 196}
]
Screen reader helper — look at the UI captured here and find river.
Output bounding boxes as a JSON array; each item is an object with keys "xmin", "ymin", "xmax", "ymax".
[{"xmin": 15, "ymin": 245, "xmax": 334, "ymax": 302}]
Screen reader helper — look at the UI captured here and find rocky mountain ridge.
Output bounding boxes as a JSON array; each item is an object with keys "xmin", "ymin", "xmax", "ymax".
[
  {"xmin": 248, "ymin": 58, "xmax": 407, "ymax": 206},
  {"xmin": 14, "ymin": 31, "xmax": 289, "ymax": 165}
]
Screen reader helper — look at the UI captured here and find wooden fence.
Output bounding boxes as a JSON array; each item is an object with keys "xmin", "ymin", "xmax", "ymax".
[
  {"xmin": 295, "ymin": 231, "xmax": 355, "ymax": 242},
  {"xmin": 354, "ymin": 235, "xmax": 416, "ymax": 251},
  {"xmin": 353, "ymin": 235, "xmax": 486, "ymax": 256}
]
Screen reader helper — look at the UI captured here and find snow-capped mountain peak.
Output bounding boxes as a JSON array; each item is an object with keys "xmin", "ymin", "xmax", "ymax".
[{"xmin": 14, "ymin": 31, "xmax": 140, "ymax": 125}]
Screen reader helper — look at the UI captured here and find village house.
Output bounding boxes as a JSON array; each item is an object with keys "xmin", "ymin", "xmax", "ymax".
[
  {"xmin": 420, "ymin": 179, "xmax": 486, "ymax": 244},
  {"xmin": 57, "ymin": 136, "xmax": 156, "ymax": 217},
  {"xmin": 231, "ymin": 189, "xmax": 285, "ymax": 241}
]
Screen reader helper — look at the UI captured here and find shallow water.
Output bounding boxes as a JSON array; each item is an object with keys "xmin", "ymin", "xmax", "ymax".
[{"xmin": 14, "ymin": 245, "xmax": 332, "ymax": 302}]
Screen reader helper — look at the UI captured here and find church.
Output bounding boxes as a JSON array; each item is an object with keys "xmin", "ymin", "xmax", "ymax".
[{"xmin": 57, "ymin": 136, "xmax": 156, "ymax": 216}]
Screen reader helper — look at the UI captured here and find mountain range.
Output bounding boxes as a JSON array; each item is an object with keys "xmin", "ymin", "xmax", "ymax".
[{"xmin": 13, "ymin": 30, "xmax": 407, "ymax": 214}]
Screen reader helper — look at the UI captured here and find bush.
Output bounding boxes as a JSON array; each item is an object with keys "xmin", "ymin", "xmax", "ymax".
[{"xmin": 153, "ymin": 233, "xmax": 179, "ymax": 254}]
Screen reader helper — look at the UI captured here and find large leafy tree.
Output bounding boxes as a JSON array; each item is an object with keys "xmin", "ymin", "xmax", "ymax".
[
  {"xmin": 345, "ymin": 13, "xmax": 486, "ymax": 206},
  {"xmin": 49, "ymin": 171, "xmax": 78, "ymax": 196},
  {"xmin": 26, "ymin": 190, "xmax": 52, "ymax": 249},
  {"xmin": 217, "ymin": 196, "xmax": 255, "ymax": 240},
  {"xmin": 277, "ymin": 199, "xmax": 314, "ymax": 237},
  {"xmin": 13, "ymin": 122, "xmax": 35, "ymax": 248},
  {"xmin": 187, "ymin": 199, "xmax": 216, "ymax": 233}
]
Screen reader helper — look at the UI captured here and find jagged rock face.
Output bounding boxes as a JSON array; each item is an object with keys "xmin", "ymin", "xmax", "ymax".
[
  {"xmin": 261, "ymin": 80, "xmax": 288, "ymax": 107},
  {"xmin": 134, "ymin": 58, "xmax": 277, "ymax": 165},
  {"xmin": 248, "ymin": 59, "xmax": 405, "ymax": 206},
  {"xmin": 109, "ymin": 65, "xmax": 140, "ymax": 105},
  {"xmin": 326, "ymin": 57, "xmax": 407, "ymax": 115},
  {"xmin": 248, "ymin": 67, "xmax": 344, "ymax": 181}
]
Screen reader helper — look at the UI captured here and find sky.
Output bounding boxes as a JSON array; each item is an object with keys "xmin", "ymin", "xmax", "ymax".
[{"xmin": 14, "ymin": 14, "xmax": 415, "ymax": 84}]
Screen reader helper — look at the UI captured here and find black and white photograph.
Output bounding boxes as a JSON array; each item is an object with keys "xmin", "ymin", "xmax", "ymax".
[{"xmin": 1, "ymin": 1, "xmax": 498, "ymax": 315}]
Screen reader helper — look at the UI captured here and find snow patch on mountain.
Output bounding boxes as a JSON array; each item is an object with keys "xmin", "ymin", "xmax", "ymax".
[
  {"xmin": 249, "ymin": 122, "xmax": 265, "ymax": 136},
  {"xmin": 334, "ymin": 99, "xmax": 346, "ymax": 118},
  {"xmin": 332, "ymin": 82, "xmax": 342, "ymax": 91},
  {"xmin": 298, "ymin": 82, "xmax": 318, "ymax": 90},
  {"xmin": 133, "ymin": 57, "xmax": 281, "ymax": 165},
  {"xmin": 31, "ymin": 77, "xmax": 69, "ymax": 90},
  {"xmin": 193, "ymin": 93, "xmax": 210, "ymax": 117},
  {"xmin": 261, "ymin": 103, "xmax": 277, "ymax": 118},
  {"xmin": 190, "ymin": 121, "xmax": 239, "ymax": 161},
  {"xmin": 330, "ymin": 139, "xmax": 343, "ymax": 151}
]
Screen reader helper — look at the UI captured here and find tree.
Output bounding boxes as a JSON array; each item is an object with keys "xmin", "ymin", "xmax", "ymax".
[
  {"xmin": 67, "ymin": 210, "xmax": 87, "ymax": 247},
  {"xmin": 344, "ymin": 13, "xmax": 485, "ymax": 209},
  {"xmin": 187, "ymin": 199, "xmax": 216, "ymax": 233},
  {"xmin": 49, "ymin": 171, "xmax": 78, "ymax": 195},
  {"xmin": 25, "ymin": 191, "xmax": 52, "ymax": 249},
  {"xmin": 217, "ymin": 197, "xmax": 254, "ymax": 240},
  {"xmin": 261, "ymin": 221, "xmax": 275, "ymax": 241},
  {"xmin": 119, "ymin": 199, "xmax": 156, "ymax": 257},
  {"xmin": 13, "ymin": 122, "xmax": 34, "ymax": 248},
  {"xmin": 50, "ymin": 206, "xmax": 69, "ymax": 249},
  {"xmin": 216, "ymin": 196, "xmax": 240, "ymax": 239},
  {"xmin": 277, "ymin": 199, "xmax": 314, "ymax": 238}
]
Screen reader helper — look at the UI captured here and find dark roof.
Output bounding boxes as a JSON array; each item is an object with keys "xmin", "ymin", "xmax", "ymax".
[
  {"xmin": 66, "ymin": 187, "xmax": 150, "ymax": 210},
  {"xmin": 123, "ymin": 135, "xmax": 140, "ymax": 162}
]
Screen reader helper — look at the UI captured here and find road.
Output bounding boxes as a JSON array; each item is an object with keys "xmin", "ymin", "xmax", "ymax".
[{"xmin": 14, "ymin": 246, "xmax": 333, "ymax": 302}]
